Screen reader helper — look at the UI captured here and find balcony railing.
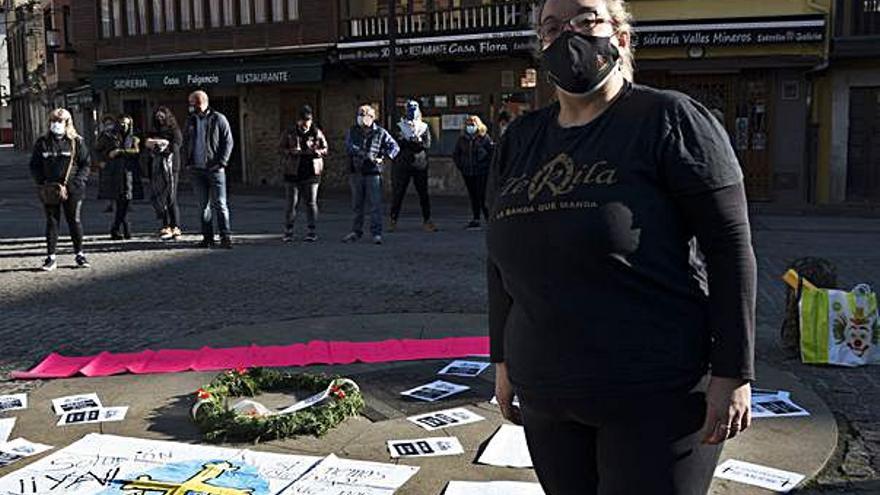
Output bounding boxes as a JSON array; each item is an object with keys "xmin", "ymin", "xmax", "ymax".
[
  {"xmin": 341, "ymin": 1, "xmax": 537, "ymax": 41},
  {"xmin": 835, "ymin": 0, "xmax": 880, "ymax": 37}
]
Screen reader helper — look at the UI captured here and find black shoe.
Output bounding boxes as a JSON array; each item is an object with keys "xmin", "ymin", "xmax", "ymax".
[
  {"xmin": 75, "ymin": 254, "xmax": 91, "ymax": 269},
  {"xmin": 110, "ymin": 231, "xmax": 123, "ymax": 241},
  {"xmin": 465, "ymin": 220, "xmax": 482, "ymax": 231},
  {"xmin": 304, "ymin": 232, "xmax": 318, "ymax": 242},
  {"xmin": 122, "ymin": 223, "xmax": 132, "ymax": 240},
  {"xmin": 282, "ymin": 231, "xmax": 294, "ymax": 243},
  {"xmin": 196, "ymin": 239, "xmax": 215, "ymax": 249},
  {"xmin": 219, "ymin": 237, "xmax": 233, "ymax": 249},
  {"xmin": 41, "ymin": 257, "xmax": 57, "ymax": 272}
]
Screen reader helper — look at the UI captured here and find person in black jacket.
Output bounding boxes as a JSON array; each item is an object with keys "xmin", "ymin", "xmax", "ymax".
[
  {"xmin": 489, "ymin": 1, "xmax": 757, "ymax": 494},
  {"xmin": 96, "ymin": 115, "xmax": 142, "ymax": 240},
  {"xmin": 453, "ymin": 115, "xmax": 494, "ymax": 230},
  {"xmin": 29, "ymin": 108, "xmax": 92, "ymax": 271},
  {"xmin": 389, "ymin": 100, "xmax": 436, "ymax": 233},
  {"xmin": 145, "ymin": 106, "xmax": 184, "ymax": 240},
  {"xmin": 183, "ymin": 90, "xmax": 235, "ymax": 249},
  {"xmin": 279, "ymin": 105, "xmax": 328, "ymax": 243}
]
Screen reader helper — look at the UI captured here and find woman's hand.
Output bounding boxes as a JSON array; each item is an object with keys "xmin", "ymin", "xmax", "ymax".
[
  {"xmin": 108, "ymin": 149, "xmax": 120, "ymax": 159},
  {"xmin": 495, "ymin": 362, "xmax": 522, "ymax": 425},
  {"xmin": 702, "ymin": 376, "xmax": 751, "ymax": 445}
]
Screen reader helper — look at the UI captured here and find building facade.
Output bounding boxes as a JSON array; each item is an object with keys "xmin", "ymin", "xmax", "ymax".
[
  {"xmin": 629, "ymin": 0, "xmax": 831, "ymax": 205},
  {"xmin": 815, "ymin": 0, "xmax": 880, "ymax": 204},
  {"xmin": 5, "ymin": 0, "xmax": 49, "ymax": 150}
]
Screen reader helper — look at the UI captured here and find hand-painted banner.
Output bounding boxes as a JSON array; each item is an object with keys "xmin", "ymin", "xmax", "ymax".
[{"xmin": 12, "ymin": 337, "xmax": 490, "ymax": 380}]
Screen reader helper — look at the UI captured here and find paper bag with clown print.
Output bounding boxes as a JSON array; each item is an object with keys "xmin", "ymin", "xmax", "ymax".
[{"xmin": 800, "ymin": 284, "xmax": 880, "ymax": 366}]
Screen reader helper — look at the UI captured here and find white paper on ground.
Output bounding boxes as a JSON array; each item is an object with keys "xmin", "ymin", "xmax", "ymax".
[
  {"xmin": 0, "ymin": 433, "xmax": 321, "ymax": 494},
  {"xmin": 407, "ymin": 407, "xmax": 485, "ymax": 431},
  {"xmin": 388, "ymin": 436, "xmax": 464, "ymax": 458},
  {"xmin": 56, "ymin": 406, "xmax": 128, "ymax": 426},
  {"xmin": 445, "ymin": 480, "xmax": 545, "ymax": 495},
  {"xmin": 752, "ymin": 388, "xmax": 791, "ymax": 401},
  {"xmin": 400, "ymin": 381, "xmax": 470, "ymax": 402},
  {"xmin": 437, "ymin": 360, "xmax": 491, "ymax": 377},
  {"xmin": 751, "ymin": 396, "xmax": 810, "ymax": 418},
  {"xmin": 714, "ymin": 459, "xmax": 805, "ymax": 492},
  {"xmin": 477, "ymin": 424, "xmax": 533, "ymax": 468},
  {"xmin": 0, "ymin": 418, "xmax": 15, "ymax": 444},
  {"xmin": 0, "ymin": 394, "xmax": 27, "ymax": 413},
  {"xmin": 490, "ymin": 395, "xmax": 521, "ymax": 408},
  {"xmin": 281, "ymin": 453, "xmax": 419, "ymax": 495},
  {"xmin": 51, "ymin": 393, "xmax": 102, "ymax": 415},
  {"xmin": 0, "ymin": 438, "xmax": 53, "ymax": 457}
]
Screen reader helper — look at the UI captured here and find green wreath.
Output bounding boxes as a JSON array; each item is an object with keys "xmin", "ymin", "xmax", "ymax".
[{"xmin": 191, "ymin": 367, "xmax": 364, "ymax": 443}]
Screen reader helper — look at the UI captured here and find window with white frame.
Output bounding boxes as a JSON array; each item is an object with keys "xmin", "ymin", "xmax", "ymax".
[
  {"xmin": 240, "ymin": 0, "xmax": 253, "ymax": 24},
  {"xmin": 255, "ymin": 0, "xmax": 267, "ymax": 23},
  {"xmin": 181, "ymin": 0, "xmax": 192, "ymax": 30},
  {"xmin": 137, "ymin": 0, "xmax": 148, "ymax": 34},
  {"xmin": 126, "ymin": 0, "xmax": 137, "ymax": 35},
  {"xmin": 152, "ymin": 0, "xmax": 164, "ymax": 33},
  {"xmin": 165, "ymin": 0, "xmax": 176, "ymax": 31},
  {"xmin": 193, "ymin": 0, "xmax": 205, "ymax": 28},
  {"xmin": 272, "ymin": 0, "xmax": 284, "ymax": 22},
  {"xmin": 287, "ymin": 0, "xmax": 299, "ymax": 20},
  {"xmin": 209, "ymin": 0, "xmax": 222, "ymax": 27},
  {"xmin": 223, "ymin": 0, "xmax": 236, "ymax": 26},
  {"xmin": 100, "ymin": 0, "xmax": 112, "ymax": 37},
  {"xmin": 112, "ymin": 0, "xmax": 123, "ymax": 36}
]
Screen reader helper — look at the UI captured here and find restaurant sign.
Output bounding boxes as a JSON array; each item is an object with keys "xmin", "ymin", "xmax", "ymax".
[
  {"xmin": 337, "ymin": 30, "xmax": 537, "ymax": 62},
  {"xmin": 634, "ymin": 15, "xmax": 826, "ymax": 48},
  {"xmin": 95, "ymin": 61, "xmax": 322, "ymax": 91}
]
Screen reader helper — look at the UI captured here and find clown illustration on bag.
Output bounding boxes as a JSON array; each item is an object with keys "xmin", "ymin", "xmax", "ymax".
[{"xmin": 801, "ymin": 283, "xmax": 880, "ymax": 366}]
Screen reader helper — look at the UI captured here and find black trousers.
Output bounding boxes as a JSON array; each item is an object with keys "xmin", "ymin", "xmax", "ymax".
[
  {"xmin": 462, "ymin": 173, "xmax": 489, "ymax": 221},
  {"xmin": 390, "ymin": 164, "xmax": 431, "ymax": 222},
  {"xmin": 285, "ymin": 181, "xmax": 319, "ymax": 231},
  {"xmin": 163, "ymin": 196, "xmax": 180, "ymax": 229},
  {"xmin": 44, "ymin": 198, "xmax": 84, "ymax": 256},
  {"xmin": 519, "ymin": 378, "xmax": 721, "ymax": 495},
  {"xmin": 112, "ymin": 198, "xmax": 130, "ymax": 235}
]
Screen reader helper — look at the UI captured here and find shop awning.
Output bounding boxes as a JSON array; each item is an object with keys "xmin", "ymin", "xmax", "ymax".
[{"xmin": 93, "ymin": 57, "xmax": 324, "ymax": 91}]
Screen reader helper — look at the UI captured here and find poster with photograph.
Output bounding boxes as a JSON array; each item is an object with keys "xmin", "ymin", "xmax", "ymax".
[
  {"xmin": 401, "ymin": 381, "xmax": 470, "ymax": 402},
  {"xmin": 387, "ymin": 436, "xmax": 464, "ymax": 458},
  {"xmin": 438, "ymin": 360, "xmax": 490, "ymax": 378},
  {"xmin": 51, "ymin": 393, "xmax": 102, "ymax": 415},
  {"xmin": 407, "ymin": 407, "xmax": 485, "ymax": 431},
  {"xmin": 0, "ymin": 394, "xmax": 27, "ymax": 413}
]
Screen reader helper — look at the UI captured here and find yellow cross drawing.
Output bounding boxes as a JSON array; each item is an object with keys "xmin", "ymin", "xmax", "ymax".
[{"xmin": 121, "ymin": 461, "xmax": 254, "ymax": 495}]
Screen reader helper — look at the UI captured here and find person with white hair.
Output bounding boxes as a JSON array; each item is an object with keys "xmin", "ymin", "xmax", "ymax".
[
  {"xmin": 29, "ymin": 108, "xmax": 92, "ymax": 271},
  {"xmin": 183, "ymin": 90, "xmax": 235, "ymax": 249}
]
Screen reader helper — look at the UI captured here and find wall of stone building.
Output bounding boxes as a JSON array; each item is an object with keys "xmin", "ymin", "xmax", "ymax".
[{"xmin": 240, "ymin": 86, "xmax": 283, "ymax": 186}]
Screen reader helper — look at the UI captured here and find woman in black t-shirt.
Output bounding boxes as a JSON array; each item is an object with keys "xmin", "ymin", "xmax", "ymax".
[{"xmin": 487, "ymin": 1, "xmax": 757, "ymax": 494}]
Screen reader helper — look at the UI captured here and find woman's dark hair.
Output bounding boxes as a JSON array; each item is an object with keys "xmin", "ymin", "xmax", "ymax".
[{"xmin": 151, "ymin": 106, "xmax": 180, "ymax": 132}]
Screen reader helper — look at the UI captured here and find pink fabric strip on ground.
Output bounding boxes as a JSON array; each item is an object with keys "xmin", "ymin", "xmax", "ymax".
[{"xmin": 12, "ymin": 337, "xmax": 490, "ymax": 379}]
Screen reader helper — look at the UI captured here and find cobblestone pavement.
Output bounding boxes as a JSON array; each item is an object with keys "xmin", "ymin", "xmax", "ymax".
[{"xmin": 1, "ymin": 148, "xmax": 878, "ymax": 491}]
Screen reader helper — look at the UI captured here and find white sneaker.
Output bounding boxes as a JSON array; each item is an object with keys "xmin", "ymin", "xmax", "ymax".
[
  {"xmin": 342, "ymin": 232, "xmax": 360, "ymax": 243},
  {"xmin": 41, "ymin": 257, "xmax": 57, "ymax": 272},
  {"xmin": 372, "ymin": 235, "xmax": 383, "ymax": 245}
]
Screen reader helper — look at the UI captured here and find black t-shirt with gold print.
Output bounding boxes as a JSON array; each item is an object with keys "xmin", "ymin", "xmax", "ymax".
[{"xmin": 486, "ymin": 81, "xmax": 743, "ymax": 396}]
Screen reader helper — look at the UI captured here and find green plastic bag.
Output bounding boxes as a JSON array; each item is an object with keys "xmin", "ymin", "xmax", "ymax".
[{"xmin": 800, "ymin": 284, "xmax": 880, "ymax": 366}]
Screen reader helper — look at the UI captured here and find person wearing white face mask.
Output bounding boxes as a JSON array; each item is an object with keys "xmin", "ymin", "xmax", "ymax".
[
  {"xmin": 453, "ymin": 115, "xmax": 494, "ymax": 230},
  {"xmin": 389, "ymin": 100, "xmax": 436, "ymax": 233},
  {"xmin": 487, "ymin": 1, "xmax": 757, "ymax": 493},
  {"xmin": 342, "ymin": 104, "xmax": 400, "ymax": 245},
  {"xmin": 29, "ymin": 108, "xmax": 92, "ymax": 271}
]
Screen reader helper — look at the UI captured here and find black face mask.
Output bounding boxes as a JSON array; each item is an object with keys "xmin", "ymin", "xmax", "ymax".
[{"xmin": 542, "ymin": 32, "xmax": 621, "ymax": 96}]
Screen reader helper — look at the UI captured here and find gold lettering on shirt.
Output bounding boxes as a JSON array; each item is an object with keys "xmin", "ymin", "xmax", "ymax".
[{"xmin": 500, "ymin": 153, "xmax": 618, "ymax": 202}]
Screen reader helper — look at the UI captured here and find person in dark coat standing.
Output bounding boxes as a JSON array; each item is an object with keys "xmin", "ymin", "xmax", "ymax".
[
  {"xmin": 145, "ymin": 106, "xmax": 184, "ymax": 240},
  {"xmin": 389, "ymin": 100, "xmax": 436, "ymax": 233},
  {"xmin": 95, "ymin": 114, "xmax": 118, "ymax": 214},
  {"xmin": 29, "ymin": 108, "xmax": 92, "ymax": 271},
  {"xmin": 97, "ymin": 115, "xmax": 142, "ymax": 240},
  {"xmin": 279, "ymin": 105, "xmax": 328, "ymax": 243},
  {"xmin": 453, "ymin": 115, "xmax": 494, "ymax": 230},
  {"xmin": 182, "ymin": 90, "xmax": 235, "ymax": 249}
]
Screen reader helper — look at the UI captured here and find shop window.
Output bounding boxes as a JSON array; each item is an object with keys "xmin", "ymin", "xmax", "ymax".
[
  {"xmin": 100, "ymin": 0, "xmax": 112, "ymax": 38},
  {"xmin": 288, "ymin": 0, "xmax": 299, "ymax": 20},
  {"xmin": 520, "ymin": 68, "xmax": 537, "ymax": 88}
]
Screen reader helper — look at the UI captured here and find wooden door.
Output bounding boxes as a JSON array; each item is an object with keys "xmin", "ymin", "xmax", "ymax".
[{"xmin": 846, "ymin": 86, "xmax": 880, "ymax": 201}]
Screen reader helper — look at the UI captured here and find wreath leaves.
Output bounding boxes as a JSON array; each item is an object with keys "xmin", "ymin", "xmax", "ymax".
[{"xmin": 192, "ymin": 368, "xmax": 365, "ymax": 443}]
